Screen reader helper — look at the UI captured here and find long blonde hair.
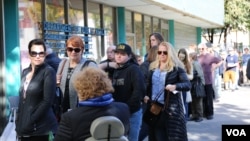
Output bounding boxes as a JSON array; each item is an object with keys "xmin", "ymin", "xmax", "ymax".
[{"xmin": 149, "ymin": 42, "xmax": 184, "ymax": 72}]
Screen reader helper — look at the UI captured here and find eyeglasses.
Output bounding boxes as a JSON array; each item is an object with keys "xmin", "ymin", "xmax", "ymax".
[
  {"xmin": 157, "ymin": 51, "xmax": 168, "ymax": 55},
  {"xmin": 66, "ymin": 47, "xmax": 81, "ymax": 53},
  {"xmin": 30, "ymin": 51, "xmax": 45, "ymax": 57}
]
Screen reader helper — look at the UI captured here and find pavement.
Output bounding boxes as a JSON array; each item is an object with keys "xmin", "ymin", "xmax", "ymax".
[
  {"xmin": 143, "ymin": 85, "xmax": 250, "ymax": 141},
  {"xmin": 187, "ymin": 85, "xmax": 250, "ymax": 141}
]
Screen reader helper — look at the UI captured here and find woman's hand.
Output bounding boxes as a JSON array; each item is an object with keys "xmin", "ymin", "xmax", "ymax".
[
  {"xmin": 56, "ymin": 74, "xmax": 62, "ymax": 85},
  {"xmin": 165, "ymin": 84, "xmax": 176, "ymax": 92}
]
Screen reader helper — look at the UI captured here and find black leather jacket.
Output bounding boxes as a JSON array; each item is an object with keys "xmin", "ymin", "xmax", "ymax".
[{"xmin": 16, "ymin": 63, "xmax": 58, "ymax": 136}]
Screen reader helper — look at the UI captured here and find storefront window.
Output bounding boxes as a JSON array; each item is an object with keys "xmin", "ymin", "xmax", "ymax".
[
  {"xmin": 161, "ymin": 20, "xmax": 168, "ymax": 41},
  {"xmin": 153, "ymin": 17, "xmax": 160, "ymax": 32},
  {"xmin": 87, "ymin": 2, "xmax": 101, "ymax": 62},
  {"xmin": 69, "ymin": 0, "xmax": 84, "ymax": 26},
  {"xmin": 45, "ymin": 0, "xmax": 65, "ymax": 57},
  {"xmin": 103, "ymin": 6, "xmax": 114, "ymax": 60},
  {"xmin": 144, "ymin": 15, "xmax": 152, "ymax": 50},
  {"xmin": 19, "ymin": 0, "xmax": 42, "ymax": 70},
  {"xmin": 125, "ymin": 11, "xmax": 133, "ymax": 33},
  {"xmin": 134, "ymin": 13, "xmax": 143, "ymax": 56},
  {"xmin": 46, "ymin": 0, "xmax": 64, "ymax": 23}
]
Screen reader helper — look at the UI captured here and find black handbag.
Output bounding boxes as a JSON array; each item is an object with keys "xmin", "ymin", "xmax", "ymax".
[
  {"xmin": 143, "ymin": 89, "xmax": 169, "ymax": 127},
  {"xmin": 191, "ymin": 78, "xmax": 206, "ymax": 98}
]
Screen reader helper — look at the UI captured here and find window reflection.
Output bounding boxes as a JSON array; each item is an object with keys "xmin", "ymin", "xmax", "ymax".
[
  {"xmin": 19, "ymin": 0, "xmax": 42, "ymax": 70},
  {"xmin": 87, "ymin": 2, "xmax": 100, "ymax": 61},
  {"xmin": 134, "ymin": 13, "xmax": 143, "ymax": 56},
  {"xmin": 46, "ymin": 0, "xmax": 64, "ymax": 23},
  {"xmin": 153, "ymin": 17, "xmax": 160, "ymax": 32},
  {"xmin": 69, "ymin": 0, "xmax": 84, "ymax": 26},
  {"xmin": 125, "ymin": 11, "xmax": 132, "ymax": 33},
  {"xmin": 102, "ymin": 6, "xmax": 115, "ymax": 61},
  {"xmin": 144, "ymin": 16, "xmax": 152, "ymax": 52}
]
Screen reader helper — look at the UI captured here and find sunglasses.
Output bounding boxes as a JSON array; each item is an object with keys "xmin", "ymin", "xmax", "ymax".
[
  {"xmin": 30, "ymin": 51, "xmax": 45, "ymax": 57},
  {"xmin": 157, "ymin": 51, "xmax": 168, "ymax": 55},
  {"xmin": 66, "ymin": 47, "xmax": 81, "ymax": 53}
]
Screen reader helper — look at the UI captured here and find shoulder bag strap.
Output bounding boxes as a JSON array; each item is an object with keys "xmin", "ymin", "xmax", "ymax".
[
  {"xmin": 153, "ymin": 88, "xmax": 164, "ymax": 101},
  {"xmin": 59, "ymin": 59, "xmax": 67, "ymax": 75},
  {"xmin": 80, "ymin": 59, "xmax": 96, "ymax": 70},
  {"xmin": 57, "ymin": 59, "xmax": 67, "ymax": 85}
]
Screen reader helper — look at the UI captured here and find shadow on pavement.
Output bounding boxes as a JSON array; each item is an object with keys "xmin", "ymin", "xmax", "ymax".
[{"xmin": 187, "ymin": 90, "xmax": 250, "ymax": 141}]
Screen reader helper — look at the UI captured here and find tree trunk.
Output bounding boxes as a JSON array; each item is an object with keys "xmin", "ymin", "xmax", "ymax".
[{"xmin": 224, "ymin": 25, "xmax": 230, "ymax": 49}]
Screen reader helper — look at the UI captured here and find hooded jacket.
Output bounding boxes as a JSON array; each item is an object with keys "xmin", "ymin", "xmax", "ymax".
[{"xmin": 112, "ymin": 59, "xmax": 146, "ymax": 114}]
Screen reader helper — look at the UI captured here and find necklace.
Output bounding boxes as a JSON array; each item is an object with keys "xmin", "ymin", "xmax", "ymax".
[{"xmin": 67, "ymin": 68, "xmax": 75, "ymax": 79}]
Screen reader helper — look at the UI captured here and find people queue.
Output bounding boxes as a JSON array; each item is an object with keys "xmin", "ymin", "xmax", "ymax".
[{"xmin": 15, "ymin": 33, "xmax": 244, "ymax": 141}]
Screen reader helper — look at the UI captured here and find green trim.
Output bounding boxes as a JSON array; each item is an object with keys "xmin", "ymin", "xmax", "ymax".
[
  {"xmin": 117, "ymin": 7, "xmax": 126, "ymax": 43},
  {"xmin": 196, "ymin": 27, "xmax": 202, "ymax": 44},
  {"xmin": 168, "ymin": 20, "xmax": 175, "ymax": 46},
  {"xmin": 4, "ymin": 0, "xmax": 21, "ymax": 98}
]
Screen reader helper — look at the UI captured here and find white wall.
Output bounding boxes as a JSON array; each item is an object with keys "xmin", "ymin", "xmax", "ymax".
[{"xmin": 153, "ymin": 0, "xmax": 224, "ymax": 26}]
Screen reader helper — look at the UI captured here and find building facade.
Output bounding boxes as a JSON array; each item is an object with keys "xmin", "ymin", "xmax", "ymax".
[{"xmin": 0, "ymin": 0, "xmax": 224, "ymax": 132}]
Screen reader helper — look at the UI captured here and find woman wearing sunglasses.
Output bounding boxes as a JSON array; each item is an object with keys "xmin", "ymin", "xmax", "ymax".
[
  {"xmin": 16, "ymin": 39, "xmax": 58, "ymax": 141},
  {"xmin": 56, "ymin": 35, "xmax": 97, "ymax": 113},
  {"xmin": 144, "ymin": 42, "xmax": 191, "ymax": 141}
]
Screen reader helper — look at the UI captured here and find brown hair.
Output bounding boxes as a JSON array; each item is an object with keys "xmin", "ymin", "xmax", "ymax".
[
  {"xmin": 178, "ymin": 48, "xmax": 192, "ymax": 74},
  {"xmin": 147, "ymin": 45, "xmax": 158, "ymax": 62},
  {"xmin": 147, "ymin": 32, "xmax": 164, "ymax": 51},
  {"xmin": 66, "ymin": 35, "xmax": 85, "ymax": 49},
  {"xmin": 73, "ymin": 67, "xmax": 114, "ymax": 101}
]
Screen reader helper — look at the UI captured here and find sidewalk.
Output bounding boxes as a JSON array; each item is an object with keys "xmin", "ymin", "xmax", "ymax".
[{"xmin": 187, "ymin": 85, "xmax": 250, "ymax": 141}]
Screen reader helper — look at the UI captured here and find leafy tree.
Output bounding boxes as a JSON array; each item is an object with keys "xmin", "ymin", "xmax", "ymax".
[{"xmin": 202, "ymin": 0, "xmax": 250, "ymax": 47}]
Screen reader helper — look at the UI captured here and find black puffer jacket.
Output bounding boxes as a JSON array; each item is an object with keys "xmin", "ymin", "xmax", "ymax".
[
  {"xmin": 147, "ymin": 67, "xmax": 191, "ymax": 141},
  {"xmin": 16, "ymin": 63, "xmax": 58, "ymax": 136}
]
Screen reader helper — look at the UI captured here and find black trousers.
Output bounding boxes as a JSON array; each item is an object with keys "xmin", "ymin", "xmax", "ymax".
[{"xmin": 203, "ymin": 84, "xmax": 214, "ymax": 117}]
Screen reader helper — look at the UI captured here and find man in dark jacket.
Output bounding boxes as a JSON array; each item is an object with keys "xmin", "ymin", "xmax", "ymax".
[{"xmin": 45, "ymin": 46, "xmax": 61, "ymax": 72}]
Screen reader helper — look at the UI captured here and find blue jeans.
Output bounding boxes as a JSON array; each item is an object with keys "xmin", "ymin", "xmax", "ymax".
[{"xmin": 128, "ymin": 108, "xmax": 142, "ymax": 141}]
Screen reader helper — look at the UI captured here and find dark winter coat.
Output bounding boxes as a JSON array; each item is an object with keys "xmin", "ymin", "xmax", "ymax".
[
  {"xmin": 44, "ymin": 52, "xmax": 61, "ymax": 72},
  {"xmin": 54, "ymin": 102, "xmax": 130, "ymax": 141},
  {"xmin": 147, "ymin": 67, "xmax": 191, "ymax": 141},
  {"xmin": 16, "ymin": 63, "xmax": 58, "ymax": 137}
]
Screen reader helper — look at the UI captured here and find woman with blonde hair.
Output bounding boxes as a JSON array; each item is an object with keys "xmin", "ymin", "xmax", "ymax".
[
  {"xmin": 54, "ymin": 67, "xmax": 130, "ymax": 141},
  {"xmin": 144, "ymin": 42, "xmax": 191, "ymax": 141}
]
